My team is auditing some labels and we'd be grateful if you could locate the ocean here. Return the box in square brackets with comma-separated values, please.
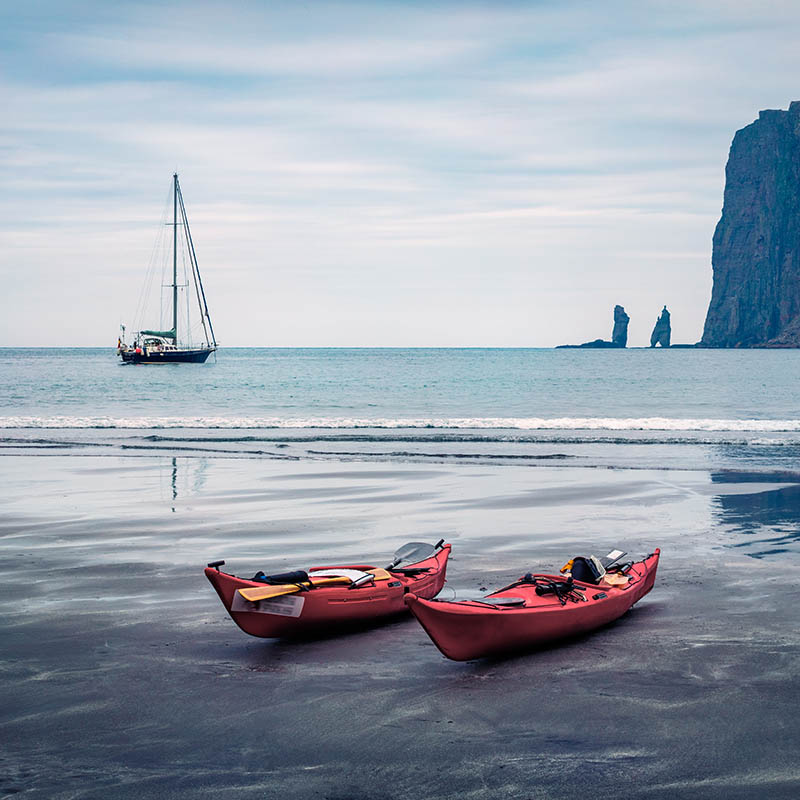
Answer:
[2, 346, 800, 474]
[3, 346, 799, 422]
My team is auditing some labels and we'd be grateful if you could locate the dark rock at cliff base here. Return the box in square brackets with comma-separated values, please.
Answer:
[763, 314, 800, 347]
[612, 305, 630, 347]
[650, 306, 671, 347]
[701, 101, 800, 347]
[557, 305, 629, 348]
[557, 339, 623, 349]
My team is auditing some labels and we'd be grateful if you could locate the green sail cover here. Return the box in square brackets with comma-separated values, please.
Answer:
[140, 328, 176, 340]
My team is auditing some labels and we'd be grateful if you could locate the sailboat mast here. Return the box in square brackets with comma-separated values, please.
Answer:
[172, 172, 178, 342]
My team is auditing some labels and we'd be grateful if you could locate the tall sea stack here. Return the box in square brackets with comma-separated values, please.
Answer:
[701, 101, 800, 347]
[556, 305, 629, 348]
[612, 305, 630, 347]
[650, 306, 671, 347]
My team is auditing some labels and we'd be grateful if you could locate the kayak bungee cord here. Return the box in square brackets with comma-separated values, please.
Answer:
[507, 574, 586, 605]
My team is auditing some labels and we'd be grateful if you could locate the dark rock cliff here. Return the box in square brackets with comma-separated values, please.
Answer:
[701, 102, 800, 347]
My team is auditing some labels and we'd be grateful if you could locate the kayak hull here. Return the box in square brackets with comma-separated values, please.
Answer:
[405, 549, 659, 661]
[206, 544, 451, 638]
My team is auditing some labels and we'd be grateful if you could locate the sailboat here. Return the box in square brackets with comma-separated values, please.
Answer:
[118, 173, 217, 364]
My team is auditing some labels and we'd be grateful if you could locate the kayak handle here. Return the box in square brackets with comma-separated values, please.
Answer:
[207, 560, 225, 570]
[434, 539, 445, 549]
[349, 573, 375, 589]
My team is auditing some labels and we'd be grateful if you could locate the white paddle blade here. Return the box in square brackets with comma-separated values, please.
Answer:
[388, 541, 437, 568]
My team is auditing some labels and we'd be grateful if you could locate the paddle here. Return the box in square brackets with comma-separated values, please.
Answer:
[386, 539, 444, 570]
[238, 574, 352, 603]
[600, 549, 626, 568]
[238, 568, 393, 603]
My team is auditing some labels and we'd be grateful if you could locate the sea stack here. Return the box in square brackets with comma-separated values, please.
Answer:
[556, 305, 629, 348]
[650, 306, 671, 347]
[701, 102, 800, 347]
[612, 305, 629, 347]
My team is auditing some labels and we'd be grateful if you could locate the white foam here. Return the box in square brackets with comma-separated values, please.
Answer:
[2, 415, 800, 432]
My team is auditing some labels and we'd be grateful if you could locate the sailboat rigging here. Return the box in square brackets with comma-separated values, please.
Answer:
[118, 173, 217, 364]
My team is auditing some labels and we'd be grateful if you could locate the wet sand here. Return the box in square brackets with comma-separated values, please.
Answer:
[2, 454, 800, 799]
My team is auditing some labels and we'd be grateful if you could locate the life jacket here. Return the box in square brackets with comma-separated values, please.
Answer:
[570, 556, 603, 584]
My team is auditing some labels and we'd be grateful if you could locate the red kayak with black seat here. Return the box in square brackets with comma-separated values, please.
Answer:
[405, 548, 659, 661]
[206, 540, 451, 638]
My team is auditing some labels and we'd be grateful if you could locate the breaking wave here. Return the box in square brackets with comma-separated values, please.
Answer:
[2, 415, 800, 432]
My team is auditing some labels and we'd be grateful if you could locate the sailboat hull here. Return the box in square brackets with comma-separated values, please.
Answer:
[120, 347, 215, 364]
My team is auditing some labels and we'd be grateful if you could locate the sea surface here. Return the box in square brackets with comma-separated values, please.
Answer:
[3, 346, 800, 422]
[2, 346, 800, 471]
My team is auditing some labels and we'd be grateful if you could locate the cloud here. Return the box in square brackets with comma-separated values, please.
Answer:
[57, 31, 482, 77]
[2, 1, 800, 344]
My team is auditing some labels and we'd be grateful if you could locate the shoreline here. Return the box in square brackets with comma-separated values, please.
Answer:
[5, 426, 800, 479]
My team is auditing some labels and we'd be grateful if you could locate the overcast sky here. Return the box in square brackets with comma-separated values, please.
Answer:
[3, 0, 800, 346]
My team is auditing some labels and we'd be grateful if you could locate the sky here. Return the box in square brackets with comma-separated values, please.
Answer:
[2, 0, 800, 347]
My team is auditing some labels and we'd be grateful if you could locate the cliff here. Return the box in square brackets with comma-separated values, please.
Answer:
[701, 101, 800, 347]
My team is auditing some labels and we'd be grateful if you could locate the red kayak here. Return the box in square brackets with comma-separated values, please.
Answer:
[405, 549, 659, 661]
[206, 541, 451, 638]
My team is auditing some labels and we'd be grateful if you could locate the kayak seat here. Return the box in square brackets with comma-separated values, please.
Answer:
[479, 596, 526, 607]
[441, 596, 526, 607]
[569, 557, 602, 584]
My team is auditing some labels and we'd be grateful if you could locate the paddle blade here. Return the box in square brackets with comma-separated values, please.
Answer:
[388, 541, 437, 569]
[238, 584, 302, 602]
[600, 549, 626, 568]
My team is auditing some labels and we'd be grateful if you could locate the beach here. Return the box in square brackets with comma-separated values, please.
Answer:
[2, 448, 799, 799]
